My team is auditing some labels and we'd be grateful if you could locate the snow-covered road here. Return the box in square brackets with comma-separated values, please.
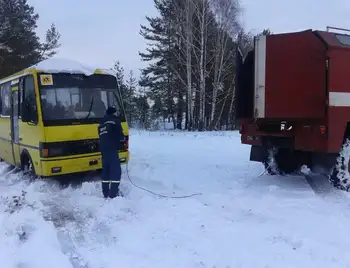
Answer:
[1, 130, 350, 268]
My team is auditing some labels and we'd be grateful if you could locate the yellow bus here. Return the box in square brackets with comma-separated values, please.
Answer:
[0, 58, 129, 177]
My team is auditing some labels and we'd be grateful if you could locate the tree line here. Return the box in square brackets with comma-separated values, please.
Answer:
[129, 0, 270, 131]
[137, 0, 245, 131]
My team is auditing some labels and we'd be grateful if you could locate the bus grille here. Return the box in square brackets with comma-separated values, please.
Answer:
[40, 137, 128, 158]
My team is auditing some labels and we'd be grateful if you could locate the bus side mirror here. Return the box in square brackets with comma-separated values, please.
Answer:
[21, 101, 31, 122]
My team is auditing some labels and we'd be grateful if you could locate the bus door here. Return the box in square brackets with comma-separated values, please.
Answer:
[10, 81, 21, 165]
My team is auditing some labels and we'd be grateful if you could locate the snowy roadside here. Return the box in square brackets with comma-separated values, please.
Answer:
[1, 131, 350, 267]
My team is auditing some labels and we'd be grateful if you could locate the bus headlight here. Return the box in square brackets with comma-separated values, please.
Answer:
[49, 147, 64, 157]
[39, 145, 64, 158]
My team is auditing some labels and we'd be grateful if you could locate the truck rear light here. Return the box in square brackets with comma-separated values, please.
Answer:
[319, 125, 326, 135]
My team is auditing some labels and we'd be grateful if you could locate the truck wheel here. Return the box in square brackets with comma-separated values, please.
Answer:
[263, 146, 280, 175]
[277, 148, 300, 175]
[263, 147, 299, 175]
[330, 138, 350, 191]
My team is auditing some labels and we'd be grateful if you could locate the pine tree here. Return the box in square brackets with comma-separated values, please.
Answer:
[113, 61, 125, 91]
[0, 1, 9, 66]
[112, 61, 141, 125]
[125, 70, 138, 125]
[0, 0, 61, 78]
[0, 0, 41, 78]
[40, 23, 61, 60]
[139, 0, 182, 127]
[134, 92, 150, 129]
[261, 28, 272, 36]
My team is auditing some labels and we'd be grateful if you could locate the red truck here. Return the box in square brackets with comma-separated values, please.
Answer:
[236, 26, 350, 191]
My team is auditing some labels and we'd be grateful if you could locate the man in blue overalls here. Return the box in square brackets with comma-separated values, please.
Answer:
[98, 106, 125, 198]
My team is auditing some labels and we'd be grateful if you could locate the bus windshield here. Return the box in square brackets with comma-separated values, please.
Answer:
[38, 73, 124, 125]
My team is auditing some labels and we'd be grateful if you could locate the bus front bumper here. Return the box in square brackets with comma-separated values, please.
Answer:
[39, 151, 129, 177]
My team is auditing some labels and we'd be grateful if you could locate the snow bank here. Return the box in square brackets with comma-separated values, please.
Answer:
[0, 130, 350, 267]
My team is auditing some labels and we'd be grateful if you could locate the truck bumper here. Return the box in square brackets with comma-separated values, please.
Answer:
[240, 119, 330, 153]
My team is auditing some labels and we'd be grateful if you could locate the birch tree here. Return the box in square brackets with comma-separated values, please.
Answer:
[162, 0, 194, 130]
[208, 0, 240, 129]
[184, 0, 194, 130]
[191, 0, 213, 130]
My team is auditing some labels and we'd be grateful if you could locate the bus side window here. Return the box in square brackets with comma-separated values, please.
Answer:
[22, 76, 38, 123]
[1, 82, 11, 116]
[18, 79, 23, 117]
[0, 84, 2, 115]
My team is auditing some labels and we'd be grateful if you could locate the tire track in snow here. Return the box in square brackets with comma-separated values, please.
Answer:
[44, 203, 134, 268]
[0, 174, 78, 268]
[55, 228, 91, 268]
[41, 193, 94, 268]
[0, 167, 91, 268]
[40, 181, 136, 268]
[304, 173, 335, 197]
[0, 164, 128, 268]
[304, 173, 350, 207]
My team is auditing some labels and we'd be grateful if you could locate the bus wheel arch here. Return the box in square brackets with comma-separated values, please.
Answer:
[20, 150, 36, 177]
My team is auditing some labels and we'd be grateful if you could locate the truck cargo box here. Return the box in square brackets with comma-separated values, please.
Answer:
[236, 30, 328, 119]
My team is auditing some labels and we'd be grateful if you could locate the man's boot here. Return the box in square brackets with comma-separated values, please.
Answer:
[102, 181, 110, 198]
[109, 181, 120, 198]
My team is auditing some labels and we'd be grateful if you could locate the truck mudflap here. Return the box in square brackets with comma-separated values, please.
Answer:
[250, 145, 265, 162]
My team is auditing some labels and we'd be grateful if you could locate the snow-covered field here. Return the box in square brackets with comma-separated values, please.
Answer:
[1, 130, 350, 268]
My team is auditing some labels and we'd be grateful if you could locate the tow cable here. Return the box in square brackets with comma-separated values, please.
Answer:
[124, 163, 202, 199]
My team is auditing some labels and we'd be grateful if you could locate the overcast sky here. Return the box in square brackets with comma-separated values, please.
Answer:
[28, 0, 350, 77]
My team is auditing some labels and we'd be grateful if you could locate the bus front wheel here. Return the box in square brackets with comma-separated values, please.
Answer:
[21, 153, 36, 178]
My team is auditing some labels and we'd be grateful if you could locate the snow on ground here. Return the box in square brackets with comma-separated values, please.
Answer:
[1, 130, 350, 268]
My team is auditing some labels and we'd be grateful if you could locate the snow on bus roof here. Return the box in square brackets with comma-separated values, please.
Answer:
[26, 57, 112, 76]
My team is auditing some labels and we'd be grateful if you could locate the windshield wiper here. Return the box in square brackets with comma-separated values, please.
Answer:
[113, 91, 126, 121]
[84, 96, 95, 120]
